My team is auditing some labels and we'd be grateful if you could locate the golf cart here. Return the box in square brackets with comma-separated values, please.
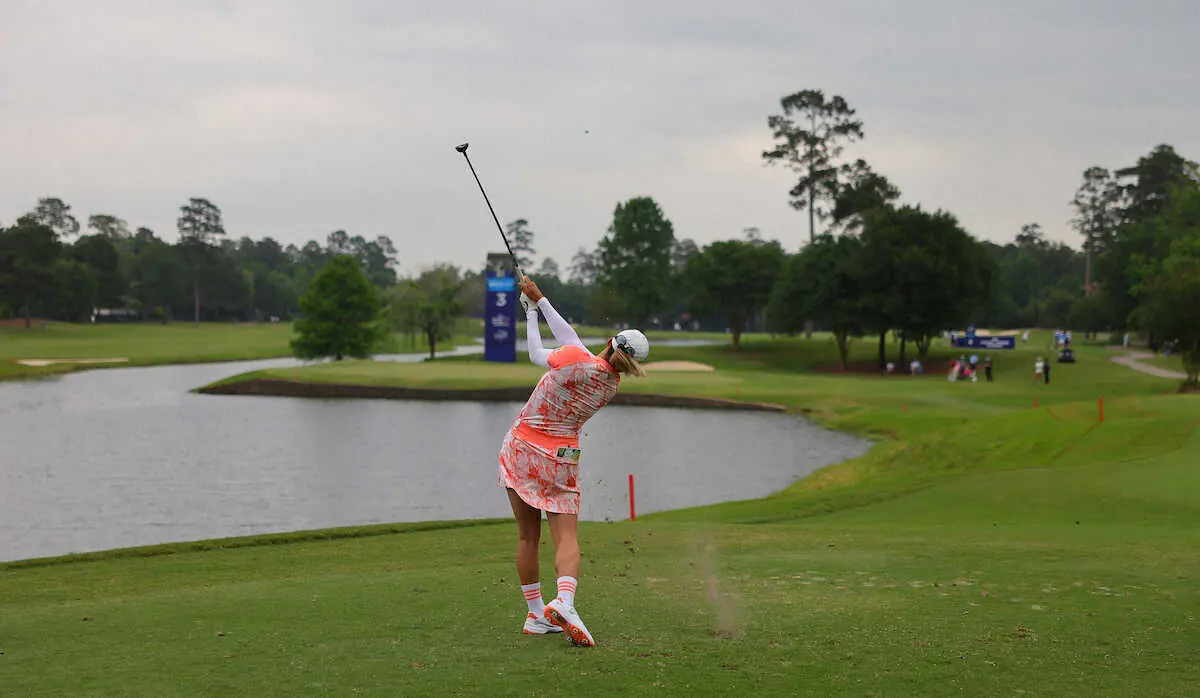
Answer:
[1057, 347, 1076, 363]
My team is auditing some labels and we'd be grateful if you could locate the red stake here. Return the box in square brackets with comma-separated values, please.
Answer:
[1099, 395, 1104, 423]
[1034, 397, 1039, 409]
[629, 473, 636, 521]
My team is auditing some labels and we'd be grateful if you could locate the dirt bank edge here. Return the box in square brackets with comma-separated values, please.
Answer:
[198, 378, 786, 413]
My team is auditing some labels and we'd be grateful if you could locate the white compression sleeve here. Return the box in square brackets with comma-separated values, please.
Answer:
[526, 308, 551, 368]
[536, 297, 588, 352]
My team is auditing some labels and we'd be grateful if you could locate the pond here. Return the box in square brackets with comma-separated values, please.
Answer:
[0, 348, 871, 563]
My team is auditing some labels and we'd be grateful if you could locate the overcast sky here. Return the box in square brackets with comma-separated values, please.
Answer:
[2, 0, 1198, 276]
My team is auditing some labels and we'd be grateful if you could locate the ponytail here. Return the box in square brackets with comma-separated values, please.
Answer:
[607, 343, 646, 377]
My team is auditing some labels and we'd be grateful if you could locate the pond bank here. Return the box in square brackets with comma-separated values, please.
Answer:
[196, 377, 787, 412]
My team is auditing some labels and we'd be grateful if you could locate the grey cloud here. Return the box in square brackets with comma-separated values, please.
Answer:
[2, 0, 1199, 273]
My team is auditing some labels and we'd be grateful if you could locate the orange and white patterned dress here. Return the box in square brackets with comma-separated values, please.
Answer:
[498, 300, 620, 514]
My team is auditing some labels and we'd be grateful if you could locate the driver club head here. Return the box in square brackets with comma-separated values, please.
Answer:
[455, 142, 469, 153]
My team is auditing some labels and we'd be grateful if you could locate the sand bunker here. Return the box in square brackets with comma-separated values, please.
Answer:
[15, 358, 130, 367]
[643, 360, 715, 372]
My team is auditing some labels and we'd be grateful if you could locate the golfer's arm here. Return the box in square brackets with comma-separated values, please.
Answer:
[525, 308, 551, 368]
[536, 297, 586, 351]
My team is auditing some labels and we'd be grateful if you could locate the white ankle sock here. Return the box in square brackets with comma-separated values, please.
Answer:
[557, 576, 577, 606]
[521, 582, 544, 615]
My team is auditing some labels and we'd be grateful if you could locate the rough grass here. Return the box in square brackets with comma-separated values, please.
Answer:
[3, 330, 1198, 696]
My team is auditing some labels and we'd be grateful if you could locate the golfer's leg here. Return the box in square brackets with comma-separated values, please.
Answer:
[546, 512, 581, 579]
[506, 488, 542, 585]
[543, 511, 595, 646]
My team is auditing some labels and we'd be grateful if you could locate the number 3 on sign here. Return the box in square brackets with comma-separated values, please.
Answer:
[495, 292, 507, 307]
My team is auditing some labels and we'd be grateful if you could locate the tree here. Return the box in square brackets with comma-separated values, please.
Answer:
[981, 224, 1084, 329]
[356, 235, 399, 288]
[1096, 145, 1200, 332]
[586, 284, 625, 327]
[1135, 239, 1200, 389]
[828, 159, 901, 231]
[769, 234, 865, 368]
[385, 264, 468, 359]
[48, 259, 98, 321]
[505, 219, 536, 270]
[1129, 177, 1200, 376]
[196, 246, 252, 320]
[251, 237, 289, 271]
[670, 238, 700, 272]
[595, 196, 676, 327]
[291, 255, 386, 361]
[548, 280, 593, 325]
[1015, 222, 1047, 249]
[664, 237, 701, 327]
[0, 216, 63, 327]
[858, 206, 994, 367]
[1070, 166, 1121, 294]
[536, 257, 561, 279]
[762, 90, 865, 242]
[126, 230, 187, 322]
[87, 214, 130, 240]
[30, 197, 80, 239]
[684, 237, 785, 350]
[326, 230, 352, 255]
[1068, 293, 1103, 337]
[1115, 144, 1199, 224]
[177, 197, 226, 325]
[71, 235, 125, 307]
[1013, 223, 1050, 324]
[569, 247, 599, 285]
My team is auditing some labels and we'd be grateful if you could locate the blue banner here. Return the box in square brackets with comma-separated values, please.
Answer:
[484, 260, 517, 363]
[955, 335, 1016, 350]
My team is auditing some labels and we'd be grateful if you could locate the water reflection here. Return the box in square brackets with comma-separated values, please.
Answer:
[0, 345, 869, 562]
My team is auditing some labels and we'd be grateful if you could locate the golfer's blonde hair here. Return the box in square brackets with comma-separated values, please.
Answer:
[607, 341, 646, 377]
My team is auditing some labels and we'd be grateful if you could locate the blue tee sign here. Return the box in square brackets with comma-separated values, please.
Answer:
[954, 335, 1016, 350]
[484, 256, 517, 363]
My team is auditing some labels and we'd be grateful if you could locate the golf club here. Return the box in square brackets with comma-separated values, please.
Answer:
[455, 142, 524, 279]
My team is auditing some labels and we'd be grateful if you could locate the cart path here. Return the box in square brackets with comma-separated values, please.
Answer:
[1109, 351, 1187, 380]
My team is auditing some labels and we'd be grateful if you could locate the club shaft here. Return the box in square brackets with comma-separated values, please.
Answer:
[459, 151, 522, 275]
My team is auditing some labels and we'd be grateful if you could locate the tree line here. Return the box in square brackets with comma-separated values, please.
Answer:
[3, 88, 1196, 385]
[0, 197, 402, 326]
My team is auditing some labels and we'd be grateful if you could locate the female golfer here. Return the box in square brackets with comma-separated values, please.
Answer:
[498, 275, 649, 647]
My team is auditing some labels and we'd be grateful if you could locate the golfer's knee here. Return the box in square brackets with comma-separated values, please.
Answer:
[558, 538, 580, 558]
[518, 526, 541, 545]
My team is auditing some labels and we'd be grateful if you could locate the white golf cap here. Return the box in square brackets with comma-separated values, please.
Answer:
[612, 329, 650, 362]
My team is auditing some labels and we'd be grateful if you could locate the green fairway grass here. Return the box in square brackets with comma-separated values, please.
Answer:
[3, 330, 1197, 695]
[0, 320, 481, 381]
[0, 322, 299, 379]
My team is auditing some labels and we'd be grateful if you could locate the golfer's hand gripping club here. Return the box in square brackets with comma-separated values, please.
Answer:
[519, 293, 535, 315]
[518, 275, 543, 304]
